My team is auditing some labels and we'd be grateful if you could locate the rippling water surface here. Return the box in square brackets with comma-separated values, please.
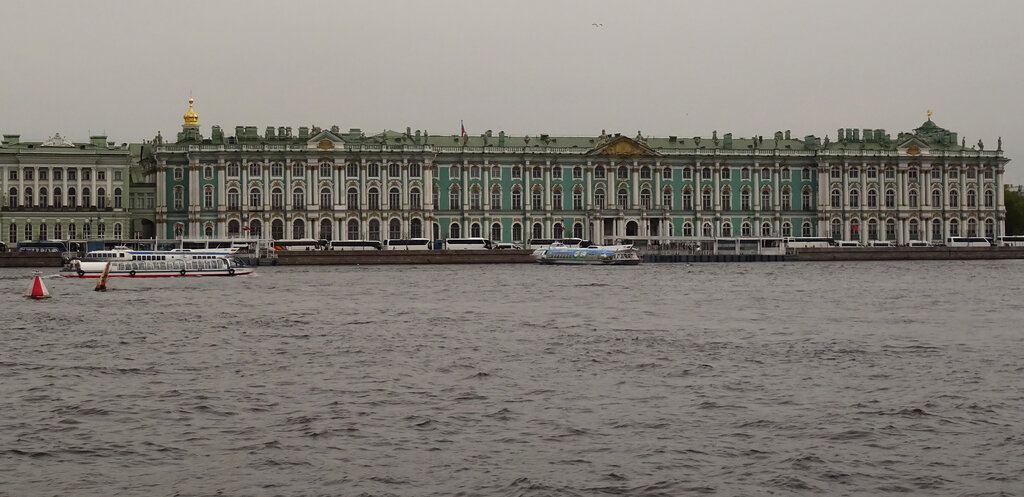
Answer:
[2, 260, 1024, 496]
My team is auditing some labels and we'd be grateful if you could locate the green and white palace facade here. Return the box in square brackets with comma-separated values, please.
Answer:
[1, 100, 1011, 246]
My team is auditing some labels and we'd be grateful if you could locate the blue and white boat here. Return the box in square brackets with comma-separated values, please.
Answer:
[537, 243, 640, 265]
[62, 247, 254, 278]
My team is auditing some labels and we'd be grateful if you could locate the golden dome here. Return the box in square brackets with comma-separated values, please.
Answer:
[183, 98, 198, 126]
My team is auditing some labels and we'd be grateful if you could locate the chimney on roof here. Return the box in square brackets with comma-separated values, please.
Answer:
[2, 134, 18, 145]
[90, 135, 107, 147]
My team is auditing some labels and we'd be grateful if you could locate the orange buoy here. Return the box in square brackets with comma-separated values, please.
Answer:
[26, 274, 52, 299]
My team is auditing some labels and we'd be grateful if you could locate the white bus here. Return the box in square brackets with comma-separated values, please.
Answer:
[272, 239, 327, 251]
[527, 238, 589, 250]
[329, 240, 382, 251]
[867, 240, 896, 247]
[835, 240, 862, 248]
[996, 236, 1024, 247]
[782, 237, 837, 249]
[383, 238, 432, 250]
[444, 238, 493, 250]
[945, 237, 992, 247]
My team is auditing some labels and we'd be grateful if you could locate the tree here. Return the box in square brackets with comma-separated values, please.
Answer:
[1005, 189, 1024, 235]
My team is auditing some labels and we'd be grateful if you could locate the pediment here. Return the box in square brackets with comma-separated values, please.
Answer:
[588, 136, 660, 157]
[896, 136, 930, 156]
[306, 130, 346, 150]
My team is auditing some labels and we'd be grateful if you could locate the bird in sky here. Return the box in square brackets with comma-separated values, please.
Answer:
[592, 23, 603, 27]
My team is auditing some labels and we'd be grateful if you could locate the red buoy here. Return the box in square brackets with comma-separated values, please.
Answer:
[26, 274, 52, 299]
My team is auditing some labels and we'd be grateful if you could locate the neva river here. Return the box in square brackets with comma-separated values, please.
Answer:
[2, 261, 1023, 496]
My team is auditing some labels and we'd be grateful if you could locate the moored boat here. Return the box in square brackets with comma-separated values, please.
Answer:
[62, 247, 253, 278]
[537, 243, 640, 265]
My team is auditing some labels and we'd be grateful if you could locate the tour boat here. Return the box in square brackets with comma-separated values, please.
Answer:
[62, 247, 254, 278]
[537, 243, 641, 265]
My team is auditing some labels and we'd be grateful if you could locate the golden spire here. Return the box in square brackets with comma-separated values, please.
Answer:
[927, 109, 932, 120]
[183, 97, 198, 126]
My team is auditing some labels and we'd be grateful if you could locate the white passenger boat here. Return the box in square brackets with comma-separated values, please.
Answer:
[62, 247, 254, 278]
[537, 243, 641, 265]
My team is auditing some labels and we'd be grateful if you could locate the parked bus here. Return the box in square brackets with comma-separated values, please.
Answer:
[945, 237, 992, 247]
[996, 236, 1024, 247]
[782, 237, 837, 249]
[445, 238, 493, 250]
[383, 238, 432, 250]
[272, 239, 328, 251]
[329, 240, 382, 251]
[527, 238, 589, 250]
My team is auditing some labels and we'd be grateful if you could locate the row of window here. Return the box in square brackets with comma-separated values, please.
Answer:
[830, 188, 995, 209]
[181, 162, 427, 181]
[8, 222, 123, 242]
[6, 168, 121, 182]
[830, 166, 995, 181]
[6, 187, 123, 209]
[829, 217, 996, 240]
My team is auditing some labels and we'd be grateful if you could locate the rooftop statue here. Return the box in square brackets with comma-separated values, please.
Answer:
[41, 133, 75, 147]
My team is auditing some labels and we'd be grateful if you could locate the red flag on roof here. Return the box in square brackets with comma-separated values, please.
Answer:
[461, 120, 466, 136]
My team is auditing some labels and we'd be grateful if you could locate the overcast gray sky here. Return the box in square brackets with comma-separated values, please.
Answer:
[3, 0, 1022, 181]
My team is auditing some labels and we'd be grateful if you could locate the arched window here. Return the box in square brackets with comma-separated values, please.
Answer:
[470, 187, 481, 210]
[868, 219, 879, 240]
[204, 185, 214, 209]
[531, 186, 542, 210]
[410, 163, 421, 178]
[949, 218, 960, 237]
[271, 219, 285, 240]
[741, 222, 751, 237]
[780, 188, 791, 210]
[801, 188, 812, 210]
[720, 187, 731, 211]
[682, 188, 693, 210]
[932, 189, 942, 207]
[348, 187, 359, 207]
[321, 219, 333, 240]
[25, 222, 33, 240]
[702, 167, 712, 180]
[470, 165, 480, 178]
[368, 187, 380, 210]
[553, 222, 564, 239]
[491, 186, 502, 209]
[831, 189, 841, 208]
[949, 189, 960, 208]
[782, 222, 792, 237]
[618, 188, 628, 207]
[663, 186, 673, 209]
[53, 187, 63, 207]
[54, 223, 62, 240]
[321, 187, 332, 208]
[389, 218, 402, 239]
[572, 166, 583, 179]
[850, 219, 860, 240]
[25, 187, 34, 207]
[931, 218, 943, 241]
[114, 187, 123, 209]
[967, 189, 976, 208]
[761, 186, 771, 209]
[227, 162, 239, 177]
[683, 222, 694, 237]
[511, 187, 522, 210]
[625, 220, 639, 237]
[39, 187, 48, 207]
[532, 222, 543, 240]
[909, 219, 919, 240]
[8, 187, 19, 208]
[346, 163, 359, 178]
[449, 222, 462, 238]
[740, 189, 750, 210]
[511, 165, 521, 178]
[985, 189, 994, 208]
[572, 187, 583, 210]
[802, 222, 812, 237]
[368, 163, 380, 178]
[702, 222, 713, 237]
[594, 188, 605, 210]
[491, 222, 502, 241]
[249, 219, 262, 237]
[552, 186, 563, 209]
[663, 167, 672, 180]
[389, 163, 401, 178]
[512, 222, 523, 242]
[410, 218, 423, 238]
[368, 219, 381, 240]
[271, 187, 283, 209]
[171, 187, 181, 209]
[763, 222, 774, 237]
[69, 187, 78, 207]
[885, 218, 896, 239]
[39, 222, 48, 240]
[204, 224, 214, 237]
[471, 222, 481, 238]
[617, 166, 629, 178]
[249, 162, 261, 177]
[573, 222, 584, 239]
[885, 189, 896, 208]
[228, 219, 240, 236]
[909, 189, 918, 208]
[967, 218, 978, 237]
[640, 188, 651, 209]
[640, 166, 651, 179]
[721, 222, 732, 237]
[594, 165, 605, 178]
[492, 165, 501, 178]
[271, 162, 283, 177]
[831, 218, 842, 239]
[985, 218, 995, 238]
[532, 166, 541, 178]
[228, 188, 240, 209]
[347, 219, 360, 240]
[410, 187, 421, 209]
[867, 189, 878, 208]
[389, 187, 401, 210]
[291, 162, 304, 177]
[702, 188, 712, 210]
[449, 187, 461, 210]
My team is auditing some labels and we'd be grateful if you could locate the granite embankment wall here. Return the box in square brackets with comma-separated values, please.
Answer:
[276, 249, 535, 265]
[0, 253, 63, 267]
[795, 247, 1024, 261]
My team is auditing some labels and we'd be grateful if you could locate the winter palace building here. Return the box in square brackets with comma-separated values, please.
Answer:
[1, 100, 1010, 246]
